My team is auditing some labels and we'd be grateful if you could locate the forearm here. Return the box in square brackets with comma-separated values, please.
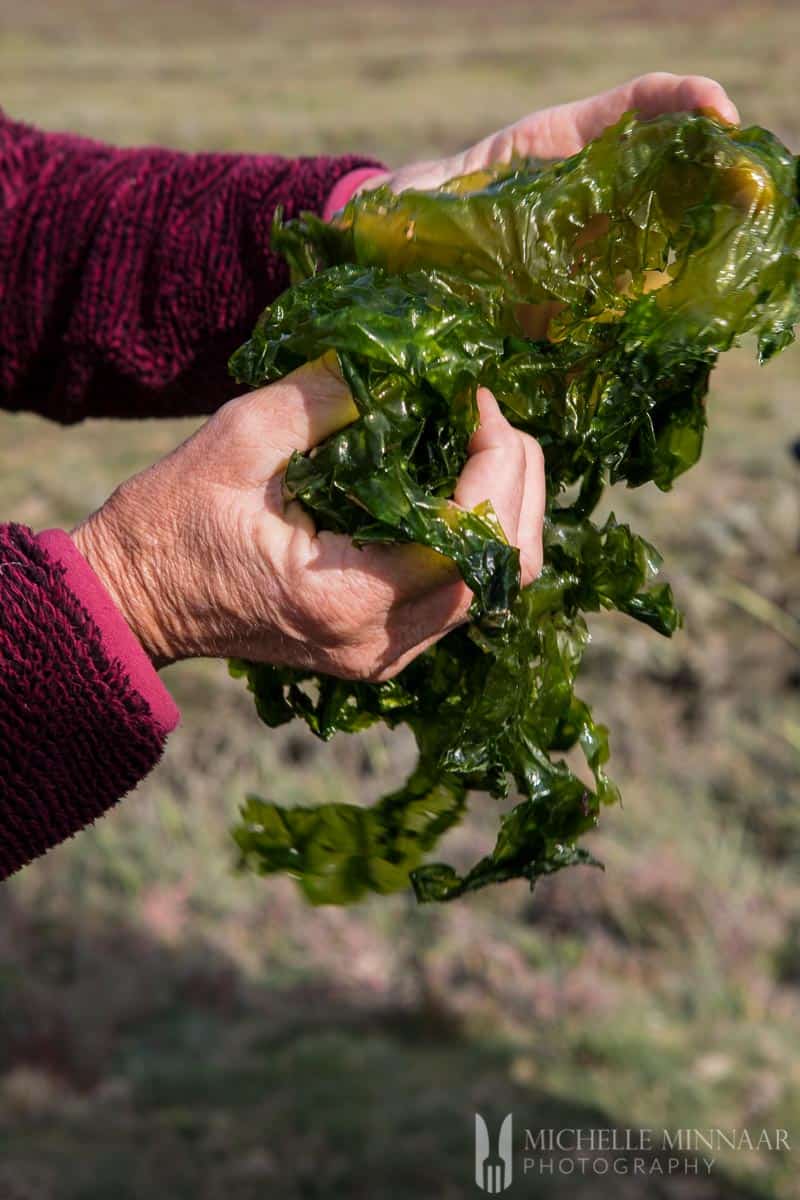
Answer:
[0, 110, 383, 423]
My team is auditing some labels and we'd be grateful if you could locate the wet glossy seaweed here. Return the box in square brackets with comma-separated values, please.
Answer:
[228, 112, 800, 903]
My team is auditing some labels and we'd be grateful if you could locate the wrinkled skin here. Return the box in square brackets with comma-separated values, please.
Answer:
[72, 73, 750, 906]
[73, 365, 543, 681]
[74, 74, 736, 688]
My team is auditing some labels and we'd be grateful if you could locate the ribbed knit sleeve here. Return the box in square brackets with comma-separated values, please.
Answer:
[0, 110, 384, 423]
[0, 117, 387, 874]
[0, 523, 179, 878]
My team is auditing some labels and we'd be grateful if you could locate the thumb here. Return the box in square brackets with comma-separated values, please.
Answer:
[242, 352, 359, 468]
[453, 388, 525, 544]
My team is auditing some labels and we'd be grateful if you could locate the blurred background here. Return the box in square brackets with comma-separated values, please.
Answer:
[1, 1, 799, 1196]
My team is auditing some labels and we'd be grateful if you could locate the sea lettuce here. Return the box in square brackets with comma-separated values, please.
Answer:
[228, 111, 800, 903]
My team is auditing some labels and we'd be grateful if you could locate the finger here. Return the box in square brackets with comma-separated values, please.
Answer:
[572, 73, 739, 146]
[242, 352, 359, 466]
[638, 72, 738, 126]
[279, 389, 529, 659]
[299, 388, 525, 611]
[453, 388, 526, 545]
[499, 74, 739, 163]
[631, 72, 739, 126]
[372, 432, 546, 677]
[517, 434, 546, 586]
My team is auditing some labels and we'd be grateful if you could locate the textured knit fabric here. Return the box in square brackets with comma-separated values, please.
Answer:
[0, 109, 383, 423]
[0, 112, 386, 876]
[36, 528, 180, 736]
[323, 166, 386, 222]
[0, 524, 172, 878]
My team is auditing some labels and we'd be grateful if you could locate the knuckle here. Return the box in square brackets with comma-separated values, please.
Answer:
[284, 522, 313, 575]
[522, 432, 545, 474]
[509, 426, 527, 469]
[328, 632, 403, 683]
[307, 605, 359, 646]
[326, 608, 362, 642]
[215, 391, 250, 429]
[360, 644, 406, 683]
[366, 660, 402, 684]
[229, 397, 267, 446]
[327, 644, 380, 681]
[521, 535, 544, 587]
[263, 408, 305, 456]
[636, 70, 673, 86]
[303, 583, 369, 646]
[207, 393, 261, 454]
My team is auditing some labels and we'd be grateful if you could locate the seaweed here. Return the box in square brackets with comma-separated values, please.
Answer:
[228, 111, 800, 903]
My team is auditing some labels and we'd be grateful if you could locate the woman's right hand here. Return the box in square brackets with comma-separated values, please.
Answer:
[72, 360, 545, 682]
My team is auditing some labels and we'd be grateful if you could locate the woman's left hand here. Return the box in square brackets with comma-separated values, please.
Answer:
[361, 72, 740, 195]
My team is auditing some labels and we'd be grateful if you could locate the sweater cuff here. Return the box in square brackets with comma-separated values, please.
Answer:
[36, 529, 180, 736]
[323, 167, 388, 222]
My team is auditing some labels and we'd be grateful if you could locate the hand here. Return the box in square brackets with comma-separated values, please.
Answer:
[363, 73, 740, 195]
[72, 363, 544, 681]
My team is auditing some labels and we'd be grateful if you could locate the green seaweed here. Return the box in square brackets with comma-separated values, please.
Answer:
[228, 111, 800, 903]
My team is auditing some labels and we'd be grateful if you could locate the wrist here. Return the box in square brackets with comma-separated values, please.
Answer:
[72, 507, 175, 670]
[34, 525, 181, 735]
[323, 167, 391, 222]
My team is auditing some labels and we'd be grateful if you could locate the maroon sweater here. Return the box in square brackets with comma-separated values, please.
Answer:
[0, 109, 383, 877]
